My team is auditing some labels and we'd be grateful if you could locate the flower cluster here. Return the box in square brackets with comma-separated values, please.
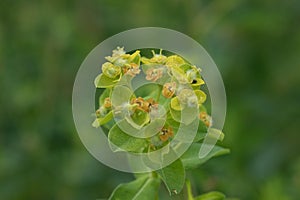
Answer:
[101, 47, 141, 81]
[93, 47, 212, 150]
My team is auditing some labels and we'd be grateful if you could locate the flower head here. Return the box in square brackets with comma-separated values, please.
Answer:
[145, 68, 164, 82]
[130, 97, 158, 113]
[102, 62, 121, 79]
[162, 82, 176, 98]
[165, 55, 185, 68]
[159, 126, 174, 142]
[105, 47, 127, 63]
[150, 49, 167, 64]
[124, 63, 141, 77]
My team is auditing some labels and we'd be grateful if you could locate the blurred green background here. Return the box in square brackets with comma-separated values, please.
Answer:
[1, 0, 300, 199]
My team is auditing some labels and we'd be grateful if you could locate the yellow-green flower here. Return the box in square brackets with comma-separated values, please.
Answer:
[102, 62, 121, 79]
[165, 55, 185, 68]
[105, 46, 127, 62]
[141, 49, 167, 64]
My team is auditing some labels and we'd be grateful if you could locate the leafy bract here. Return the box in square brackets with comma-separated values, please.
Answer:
[108, 123, 147, 153]
[181, 143, 230, 169]
[109, 175, 160, 200]
[94, 74, 119, 88]
[156, 158, 185, 195]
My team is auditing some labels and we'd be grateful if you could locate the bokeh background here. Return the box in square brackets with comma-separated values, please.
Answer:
[1, 0, 300, 199]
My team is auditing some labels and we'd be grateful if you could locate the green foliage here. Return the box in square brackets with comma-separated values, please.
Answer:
[108, 123, 148, 153]
[181, 143, 230, 169]
[93, 48, 230, 199]
[109, 175, 161, 200]
[156, 158, 185, 195]
[2, 1, 300, 199]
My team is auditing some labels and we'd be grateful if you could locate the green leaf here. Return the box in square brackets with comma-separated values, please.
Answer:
[166, 113, 206, 142]
[134, 83, 160, 100]
[181, 143, 230, 169]
[195, 191, 226, 200]
[108, 123, 148, 153]
[111, 85, 133, 106]
[94, 73, 119, 88]
[156, 158, 185, 196]
[109, 175, 161, 200]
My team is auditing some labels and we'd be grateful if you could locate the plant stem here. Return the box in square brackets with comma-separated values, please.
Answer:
[186, 179, 194, 200]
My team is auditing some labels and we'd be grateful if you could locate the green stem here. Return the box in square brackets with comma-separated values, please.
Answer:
[186, 179, 194, 200]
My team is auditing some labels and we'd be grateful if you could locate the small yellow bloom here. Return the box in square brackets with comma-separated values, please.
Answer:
[150, 50, 167, 64]
[102, 62, 121, 79]
[165, 55, 185, 68]
[162, 82, 176, 98]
